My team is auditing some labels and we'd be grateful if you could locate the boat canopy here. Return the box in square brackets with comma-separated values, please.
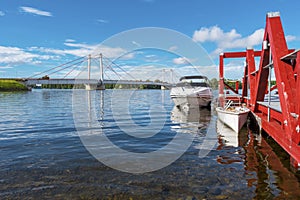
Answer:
[179, 75, 208, 81]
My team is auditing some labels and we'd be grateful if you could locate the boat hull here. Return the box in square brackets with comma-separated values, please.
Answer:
[170, 87, 212, 107]
[217, 119, 239, 147]
[216, 107, 249, 133]
[171, 96, 212, 108]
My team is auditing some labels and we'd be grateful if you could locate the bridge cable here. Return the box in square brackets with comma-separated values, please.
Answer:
[27, 56, 86, 79]
[47, 60, 86, 77]
[102, 56, 137, 80]
[62, 60, 86, 79]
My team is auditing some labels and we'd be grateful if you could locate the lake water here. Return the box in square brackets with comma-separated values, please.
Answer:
[0, 89, 300, 199]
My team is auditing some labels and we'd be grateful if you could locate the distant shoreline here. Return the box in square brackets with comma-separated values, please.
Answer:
[0, 80, 30, 91]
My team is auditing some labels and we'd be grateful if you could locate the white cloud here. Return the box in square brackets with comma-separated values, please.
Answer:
[65, 39, 76, 43]
[173, 57, 191, 65]
[168, 45, 178, 51]
[20, 6, 52, 17]
[145, 55, 156, 58]
[220, 60, 245, 79]
[193, 25, 298, 58]
[193, 25, 266, 58]
[286, 35, 297, 42]
[174, 64, 217, 79]
[31, 42, 135, 59]
[0, 41, 136, 77]
[0, 45, 59, 68]
[0, 11, 5, 16]
[193, 25, 264, 50]
[210, 48, 223, 58]
[63, 42, 92, 49]
[97, 19, 109, 24]
[0, 66, 13, 69]
[0, 46, 39, 64]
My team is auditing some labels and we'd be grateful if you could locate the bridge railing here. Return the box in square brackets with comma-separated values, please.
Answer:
[23, 78, 173, 87]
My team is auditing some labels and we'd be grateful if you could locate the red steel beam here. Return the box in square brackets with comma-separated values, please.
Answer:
[252, 47, 270, 106]
[241, 65, 248, 99]
[266, 14, 298, 144]
[296, 53, 300, 138]
[224, 82, 238, 94]
[256, 112, 300, 168]
[246, 49, 257, 109]
[219, 13, 300, 168]
[257, 104, 283, 123]
[223, 51, 261, 58]
[235, 81, 239, 92]
[219, 54, 225, 107]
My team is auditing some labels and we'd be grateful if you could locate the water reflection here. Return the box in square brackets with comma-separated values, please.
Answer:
[74, 89, 197, 173]
[215, 119, 300, 199]
[243, 130, 300, 199]
[170, 105, 211, 135]
[217, 119, 240, 147]
[1, 90, 300, 199]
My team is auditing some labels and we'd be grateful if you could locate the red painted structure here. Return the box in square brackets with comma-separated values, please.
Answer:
[219, 12, 300, 169]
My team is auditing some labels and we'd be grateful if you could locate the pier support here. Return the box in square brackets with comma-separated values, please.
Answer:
[219, 12, 300, 170]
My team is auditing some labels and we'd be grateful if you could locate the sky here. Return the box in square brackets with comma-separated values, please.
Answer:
[0, 0, 300, 81]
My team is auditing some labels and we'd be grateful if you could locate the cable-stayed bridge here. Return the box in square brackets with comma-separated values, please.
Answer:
[18, 54, 179, 90]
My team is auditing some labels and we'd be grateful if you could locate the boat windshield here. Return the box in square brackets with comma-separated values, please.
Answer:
[181, 78, 206, 83]
[176, 82, 210, 87]
[177, 76, 210, 87]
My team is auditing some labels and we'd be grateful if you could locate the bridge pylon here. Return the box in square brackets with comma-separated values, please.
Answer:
[85, 54, 105, 90]
[98, 53, 105, 90]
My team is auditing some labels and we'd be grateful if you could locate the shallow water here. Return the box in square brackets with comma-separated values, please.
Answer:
[0, 89, 300, 199]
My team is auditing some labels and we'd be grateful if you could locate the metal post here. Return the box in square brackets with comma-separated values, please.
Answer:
[99, 53, 104, 83]
[268, 48, 272, 122]
[235, 81, 239, 93]
[88, 54, 91, 80]
[219, 53, 225, 107]
[247, 75, 250, 102]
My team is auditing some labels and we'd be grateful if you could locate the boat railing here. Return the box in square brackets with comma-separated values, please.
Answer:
[224, 100, 233, 110]
[224, 100, 242, 109]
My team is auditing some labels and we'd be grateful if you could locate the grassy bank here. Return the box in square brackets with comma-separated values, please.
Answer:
[0, 80, 29, 91]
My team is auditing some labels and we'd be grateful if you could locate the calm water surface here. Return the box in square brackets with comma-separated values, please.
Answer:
[0, 89, 300, 199]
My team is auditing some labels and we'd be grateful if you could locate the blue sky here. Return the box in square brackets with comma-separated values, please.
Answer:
[0, 0, 299, 80]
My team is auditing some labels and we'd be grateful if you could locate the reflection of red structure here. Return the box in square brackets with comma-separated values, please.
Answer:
[245, 130, 300, 198]
[219, 12, 300, 168]
[216, 127, 300, 198]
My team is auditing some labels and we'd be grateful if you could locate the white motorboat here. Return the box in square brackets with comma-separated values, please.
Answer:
[216, 102, 250, 133]
[170, 76, 213, 108]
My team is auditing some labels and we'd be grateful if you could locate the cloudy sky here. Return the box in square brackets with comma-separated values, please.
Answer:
[0, 0, 299, 80]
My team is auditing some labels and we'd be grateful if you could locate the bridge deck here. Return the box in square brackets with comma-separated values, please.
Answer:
[23, 79, 172, 87]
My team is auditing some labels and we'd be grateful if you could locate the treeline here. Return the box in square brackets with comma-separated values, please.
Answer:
[41, 84, 77, 89]
[34, 78, 237, 90]
[209, 78, 218, 90]
[106, 84, 161, 89]
[35, 84, 161, 90]
[223, 79, 276, 89]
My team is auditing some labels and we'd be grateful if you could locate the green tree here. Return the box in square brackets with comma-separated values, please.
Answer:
[210, 78, 218, 89]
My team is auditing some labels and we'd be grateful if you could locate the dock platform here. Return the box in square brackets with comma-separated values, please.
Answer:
[219, 12, 300, 169]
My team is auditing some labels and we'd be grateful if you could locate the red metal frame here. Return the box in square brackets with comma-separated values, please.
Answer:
[219, 13, 300, 169]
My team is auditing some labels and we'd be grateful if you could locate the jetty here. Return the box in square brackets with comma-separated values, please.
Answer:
[219, 12, 300, 169]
